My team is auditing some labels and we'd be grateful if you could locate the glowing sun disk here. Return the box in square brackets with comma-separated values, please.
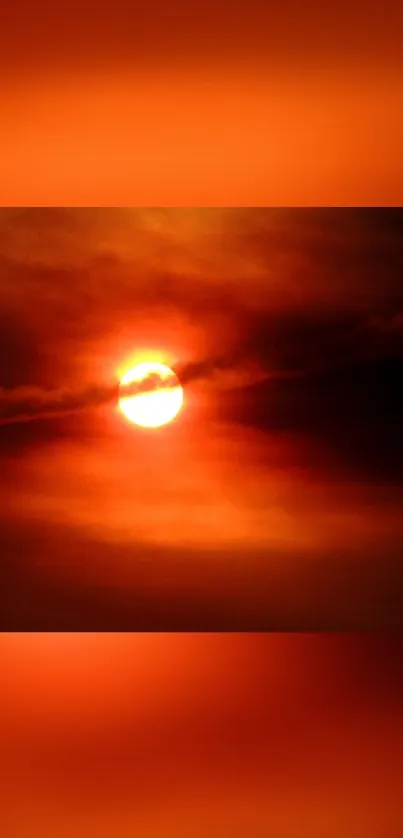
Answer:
[118, 361, 183, 428]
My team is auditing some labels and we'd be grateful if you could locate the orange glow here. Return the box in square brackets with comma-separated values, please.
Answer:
[118, 361, 184, 428]
[0, 635, 402, 837]
[2, 68, 403, 206]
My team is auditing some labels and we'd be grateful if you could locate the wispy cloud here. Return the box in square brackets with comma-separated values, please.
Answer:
[0, 354, 264, 426]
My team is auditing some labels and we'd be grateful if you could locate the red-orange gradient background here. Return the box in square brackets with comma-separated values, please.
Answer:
[1, 634, 402, 836]
[1, 0, 403, 205]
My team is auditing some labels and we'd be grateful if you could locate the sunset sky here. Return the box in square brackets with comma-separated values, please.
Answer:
[1, 1, 403, 204]
[1, 7, 402, 836]
[1, 208, 402, 629]
[1, 633, 402, 836]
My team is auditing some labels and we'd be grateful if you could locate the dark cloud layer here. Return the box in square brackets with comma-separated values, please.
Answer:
[1, 515, 402, 630]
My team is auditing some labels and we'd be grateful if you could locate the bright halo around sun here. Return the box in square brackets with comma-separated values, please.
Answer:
[118, 361, 183, 428]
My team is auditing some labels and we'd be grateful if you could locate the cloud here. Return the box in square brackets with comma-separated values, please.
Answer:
[0, 374, 185, 426]
[0, 383, 115, 426]
[0, 351, 271, 426]
[1, 209, 403, 428]
[1, 305, 403, 427]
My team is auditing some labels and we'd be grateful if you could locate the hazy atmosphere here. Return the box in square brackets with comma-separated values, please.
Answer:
[1, 208, 403, 628]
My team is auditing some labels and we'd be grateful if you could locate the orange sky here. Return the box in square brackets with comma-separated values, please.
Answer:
[1, 2, 403, 204]
[1, 634, 402, 836]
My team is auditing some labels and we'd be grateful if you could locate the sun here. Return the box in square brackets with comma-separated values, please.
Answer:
[118, 361, 183, 428]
